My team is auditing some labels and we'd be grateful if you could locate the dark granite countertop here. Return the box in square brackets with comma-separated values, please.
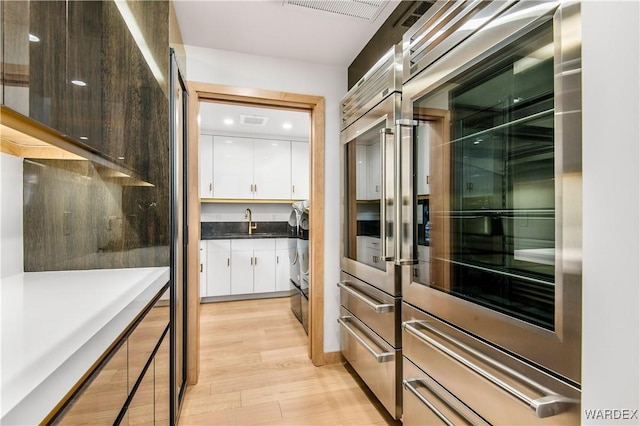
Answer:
[201, 221, 288, 240]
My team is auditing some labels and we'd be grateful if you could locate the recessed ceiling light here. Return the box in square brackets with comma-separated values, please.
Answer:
[28, 34, 40, 42]
[282, 122, 292, 130]
[71, 80, 87, 87]
[223, 118, 234, 125]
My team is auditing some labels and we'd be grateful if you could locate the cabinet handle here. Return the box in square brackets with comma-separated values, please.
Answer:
[254, 256, 257, 265]
[254, 184, 258, 193]
[227, 258, 230, 266]
[292, 185, 295, 194]
[209, 182, 212, 191]
[337, 316, 394, 363]
[337, 281, 393, 313]
[426, 175, 430, 185]
[250, 257, 253, 265]
[276, 255, 280, 263]
[200, 264, 203, 273]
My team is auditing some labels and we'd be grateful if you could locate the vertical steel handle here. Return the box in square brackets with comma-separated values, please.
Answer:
[276, 255, 280, 264]
[292, 185, 295, 194]
[254, 184, 257, 193]
[209, 182, 212, 191]
[395, 119, 418, 265]
[200, 264, 203, 273]
[380, 127, 394, 261]
[227, 258, 230, 267]
[250, 257, 253, 265]
[254, 256, 257, 265]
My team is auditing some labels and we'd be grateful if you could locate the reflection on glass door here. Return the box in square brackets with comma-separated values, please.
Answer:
[344, 120, 386, 272]
[413, 22, 556, 330]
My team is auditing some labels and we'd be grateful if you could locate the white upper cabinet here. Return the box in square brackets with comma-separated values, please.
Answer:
[367, 142, 381, 200]
[355, 141, 381, 200]
[291, 141, 309, 200]
[253, 139, 291, 199]
[208, 135, 294, 200]
[213, 136, 254, 199]
[199, 135, 214, 198]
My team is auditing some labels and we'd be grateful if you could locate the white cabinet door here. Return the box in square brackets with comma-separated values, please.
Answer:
[291, 141, 309, 200]
[206, 240, 231, 297]
[253, 249, 276, 293]
[367, 142, 381, 200]
[416, 125, 430, 196]
[275, 247, 290, 292]
[199, 241, 207, 298]
[230, 250, 254, 295]
[356, 145, 368, 200]
[199, 135, 214, 198]
[213, 136, 253, 199]
[253, 139, 291, 199]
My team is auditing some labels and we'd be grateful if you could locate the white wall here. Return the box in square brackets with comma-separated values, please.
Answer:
[0, 153, 24, 278]
[185, 45, 346, 352]
[582, 2, 640, 422]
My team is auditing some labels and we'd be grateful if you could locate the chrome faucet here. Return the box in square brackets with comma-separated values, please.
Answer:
[244, 208, 258, 235]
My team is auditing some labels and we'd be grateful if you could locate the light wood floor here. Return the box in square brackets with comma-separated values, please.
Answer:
[178, 297, 400, 426]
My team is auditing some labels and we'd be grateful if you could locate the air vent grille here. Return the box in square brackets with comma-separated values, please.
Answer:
[240, 115, 269, 126]
[283, 0, 387, 21]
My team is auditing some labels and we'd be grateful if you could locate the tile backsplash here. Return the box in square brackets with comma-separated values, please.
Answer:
[200, 202, 292, 222]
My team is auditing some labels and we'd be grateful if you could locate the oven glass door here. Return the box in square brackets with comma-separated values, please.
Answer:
[414, 21, 556, 330]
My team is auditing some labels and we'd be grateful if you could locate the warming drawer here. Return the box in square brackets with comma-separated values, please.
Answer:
[339, 307, 401, 419]
[402, 303, 581, 425]
[338, 272, 401, 347]
[403, 357, 490, 425]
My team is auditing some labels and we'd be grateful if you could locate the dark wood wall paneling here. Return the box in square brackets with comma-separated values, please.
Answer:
[1, 0, 171, 272]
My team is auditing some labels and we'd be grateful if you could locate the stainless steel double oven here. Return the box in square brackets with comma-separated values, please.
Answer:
[341, 0, 583, 424]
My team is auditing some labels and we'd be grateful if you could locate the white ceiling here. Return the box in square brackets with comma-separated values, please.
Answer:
[199, 102, 311, 139]
[172, 0, 401, 67]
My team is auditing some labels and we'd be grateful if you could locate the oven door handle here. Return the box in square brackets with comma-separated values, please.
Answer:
[338, 317, 394, 363]
[403, 377, 491, 426]
[337, 281, 394, 314]
[402, 321, 578, 418]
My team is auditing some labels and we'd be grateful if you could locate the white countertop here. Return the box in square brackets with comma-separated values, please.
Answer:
[0, 267, 170, 425]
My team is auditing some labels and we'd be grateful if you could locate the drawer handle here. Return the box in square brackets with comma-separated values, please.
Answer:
[338, 317, 394, 363]
[337, 281, 393, 314]
[402, 321, 578, 418]
[403, 378, 490, 426]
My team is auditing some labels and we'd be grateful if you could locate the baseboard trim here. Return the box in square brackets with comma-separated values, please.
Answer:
[323, 351, 344, 364]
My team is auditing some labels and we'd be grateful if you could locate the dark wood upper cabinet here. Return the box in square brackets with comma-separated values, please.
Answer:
[1, 0, 169, 183]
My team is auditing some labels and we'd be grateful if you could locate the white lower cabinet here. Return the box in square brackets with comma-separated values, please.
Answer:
[231, 239, 276, 294]
[206, 240, 231, 297]
[201, 238, 290, 298]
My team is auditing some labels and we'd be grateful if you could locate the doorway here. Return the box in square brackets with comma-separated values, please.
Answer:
[185, 82, 326, 384]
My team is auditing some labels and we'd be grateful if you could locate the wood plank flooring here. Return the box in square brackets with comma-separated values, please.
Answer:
[178, 297, 400, 426]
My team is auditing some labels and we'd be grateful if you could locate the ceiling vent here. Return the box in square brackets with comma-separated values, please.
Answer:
[283, 0, 388, 21]
[240, 115, 269, 126]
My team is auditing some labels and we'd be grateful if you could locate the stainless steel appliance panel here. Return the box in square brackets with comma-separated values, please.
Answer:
[400, 0, 582, 384]
[341, 93, 401, 296]
[403, 357, 491, 426]
[402, 303, 580, 425]
[338, 271, 401, 347]
[339, 307, 401, 419]
[341, 44, 402, 131]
